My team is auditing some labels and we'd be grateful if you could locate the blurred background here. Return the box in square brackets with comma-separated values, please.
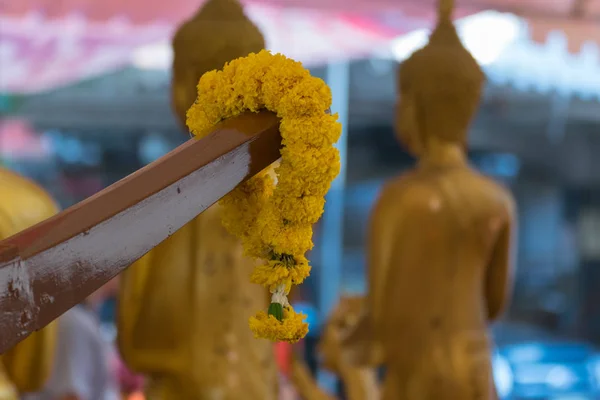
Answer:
[2, 0, 600, 399]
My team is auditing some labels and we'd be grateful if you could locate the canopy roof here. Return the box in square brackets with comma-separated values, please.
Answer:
[1, 0, 598, 94]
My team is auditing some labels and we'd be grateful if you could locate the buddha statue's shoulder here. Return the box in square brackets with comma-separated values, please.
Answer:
[0, 168, 57, 209]
[380, 168, 514, 220]
[456, 168, 515, 215]
[378, 171, 442, 211]
[0, 168, 59, 238]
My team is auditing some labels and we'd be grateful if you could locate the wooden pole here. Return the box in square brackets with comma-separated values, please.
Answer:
[0, 111, 281, 353]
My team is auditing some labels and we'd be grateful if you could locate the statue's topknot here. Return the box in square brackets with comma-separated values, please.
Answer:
[428, 0, 463, 49]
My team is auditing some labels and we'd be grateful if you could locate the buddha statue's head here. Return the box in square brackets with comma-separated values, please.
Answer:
[395, 0, 484, 157]
[171, 0, 265, 128]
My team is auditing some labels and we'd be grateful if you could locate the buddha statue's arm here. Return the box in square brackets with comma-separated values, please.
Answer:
[367, 187, 397, 329]
[290, 357, 380, 400]
[117, 252, 152, 370]
[485, 197, 516, 322]
[2, 323, 57, 392]
[341, 186, 396, 367]
[340, 367, 380, 400]
[290, 358, 335, 400]
[118, 244, 190, 374]
[117, 250, 183, 373]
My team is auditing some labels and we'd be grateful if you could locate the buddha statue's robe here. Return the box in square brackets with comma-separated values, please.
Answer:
[0, 168, 59, 397]
[118, 204, 278, 399]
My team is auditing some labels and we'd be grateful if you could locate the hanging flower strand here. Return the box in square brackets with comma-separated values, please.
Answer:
[186, 50, 341, 343]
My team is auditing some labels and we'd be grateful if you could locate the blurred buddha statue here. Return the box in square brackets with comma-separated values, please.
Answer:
[0, 168, 59, 398]
[117, 0, 278, 399]
[342, 1, 516, 399]
[291, 296, 380, 400]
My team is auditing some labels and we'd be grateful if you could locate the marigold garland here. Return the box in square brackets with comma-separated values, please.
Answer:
[186, 50, 341, 343]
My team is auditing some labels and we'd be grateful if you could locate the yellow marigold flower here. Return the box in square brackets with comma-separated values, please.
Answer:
[250, 258, 311, 291]
[281, 114, 342, 148]
[281, 145, 339, 173]
[261, 57, 309, 111]
[277, 78, 332, 119]
[272, 193, 325, 225]
[185, 107, 213, 138]
[275, 158, 340, 198]
[220, 172, 274, 239]
[249, 306, 309, 344]
[257, 216, 314, 256]
[186, 50, 339, 342]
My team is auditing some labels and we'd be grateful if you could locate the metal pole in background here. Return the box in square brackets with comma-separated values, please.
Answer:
[317, 60, 350, 392]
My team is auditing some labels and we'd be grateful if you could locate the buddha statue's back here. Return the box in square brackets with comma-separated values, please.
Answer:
[375, 165, 513, 399]
[382, 166, 513, 334]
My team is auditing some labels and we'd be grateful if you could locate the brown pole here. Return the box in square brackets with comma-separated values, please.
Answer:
[0, 111, 281, 353]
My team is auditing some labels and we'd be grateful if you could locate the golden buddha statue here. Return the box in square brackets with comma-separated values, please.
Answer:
[342, 1, 516, 399]
[117, 1, 277, 399]
[0, 168, 59, 398]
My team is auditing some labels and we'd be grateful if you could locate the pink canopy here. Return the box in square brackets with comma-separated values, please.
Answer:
[1, 0, 598, 94]
[4, 0, 598, 22]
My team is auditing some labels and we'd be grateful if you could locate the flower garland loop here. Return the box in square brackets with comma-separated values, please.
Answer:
[186, 50, 341, 343]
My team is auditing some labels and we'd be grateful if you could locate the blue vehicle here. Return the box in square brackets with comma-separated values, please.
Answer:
[492, 323, 600, 400]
